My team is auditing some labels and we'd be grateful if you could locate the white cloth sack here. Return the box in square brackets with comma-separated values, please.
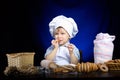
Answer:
[93, 33, 115, 64]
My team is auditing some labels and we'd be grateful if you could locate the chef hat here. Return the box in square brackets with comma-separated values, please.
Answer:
[49, 15, 78, 38]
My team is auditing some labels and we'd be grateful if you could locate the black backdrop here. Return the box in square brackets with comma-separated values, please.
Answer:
[0, 0, 120, 75]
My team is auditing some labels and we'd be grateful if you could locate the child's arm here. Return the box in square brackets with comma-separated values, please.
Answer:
[45, 39, 59, 60]
[67, 44, 79, 64]
[70, 52, 79, 64]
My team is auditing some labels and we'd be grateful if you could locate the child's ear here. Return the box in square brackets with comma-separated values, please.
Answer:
[68, 36, 71, 40]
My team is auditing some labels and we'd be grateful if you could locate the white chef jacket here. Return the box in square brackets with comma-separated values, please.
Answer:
[44, 41, 80, 66]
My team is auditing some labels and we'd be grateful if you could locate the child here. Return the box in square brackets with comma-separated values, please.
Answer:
[40, 15, 80, 69]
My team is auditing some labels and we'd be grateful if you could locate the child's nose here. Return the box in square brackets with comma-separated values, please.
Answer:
[56, 36, 62, 40]
[58, 34, 63, 38]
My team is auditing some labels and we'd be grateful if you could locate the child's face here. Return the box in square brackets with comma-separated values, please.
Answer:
[54, 27, 70, 46]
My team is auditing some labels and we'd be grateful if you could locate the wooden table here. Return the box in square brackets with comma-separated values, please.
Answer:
[2, 70, 120, 80]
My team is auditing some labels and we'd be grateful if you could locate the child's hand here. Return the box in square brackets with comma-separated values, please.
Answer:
[67, 44, 74, 53]
[51, 39, 59, 48]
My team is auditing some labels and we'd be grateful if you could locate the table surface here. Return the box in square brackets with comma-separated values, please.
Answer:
[2, 69, 120, 80]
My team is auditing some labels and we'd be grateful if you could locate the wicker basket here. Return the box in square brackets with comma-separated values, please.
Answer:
[6, 52, 35, 68]
[106, 63, 120, 70]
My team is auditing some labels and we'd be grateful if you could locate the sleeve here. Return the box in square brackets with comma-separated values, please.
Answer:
[73, 45, 80, 61]
[44, 45, 54, 58]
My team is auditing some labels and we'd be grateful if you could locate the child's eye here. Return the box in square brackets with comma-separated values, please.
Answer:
[55, 33, 58, 35]
[61, 33, 65, 35]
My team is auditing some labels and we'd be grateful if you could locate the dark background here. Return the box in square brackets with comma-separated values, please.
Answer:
[0, 0, 120, 75]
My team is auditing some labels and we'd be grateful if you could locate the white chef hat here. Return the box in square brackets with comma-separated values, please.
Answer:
[49, 15, 78, 38]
